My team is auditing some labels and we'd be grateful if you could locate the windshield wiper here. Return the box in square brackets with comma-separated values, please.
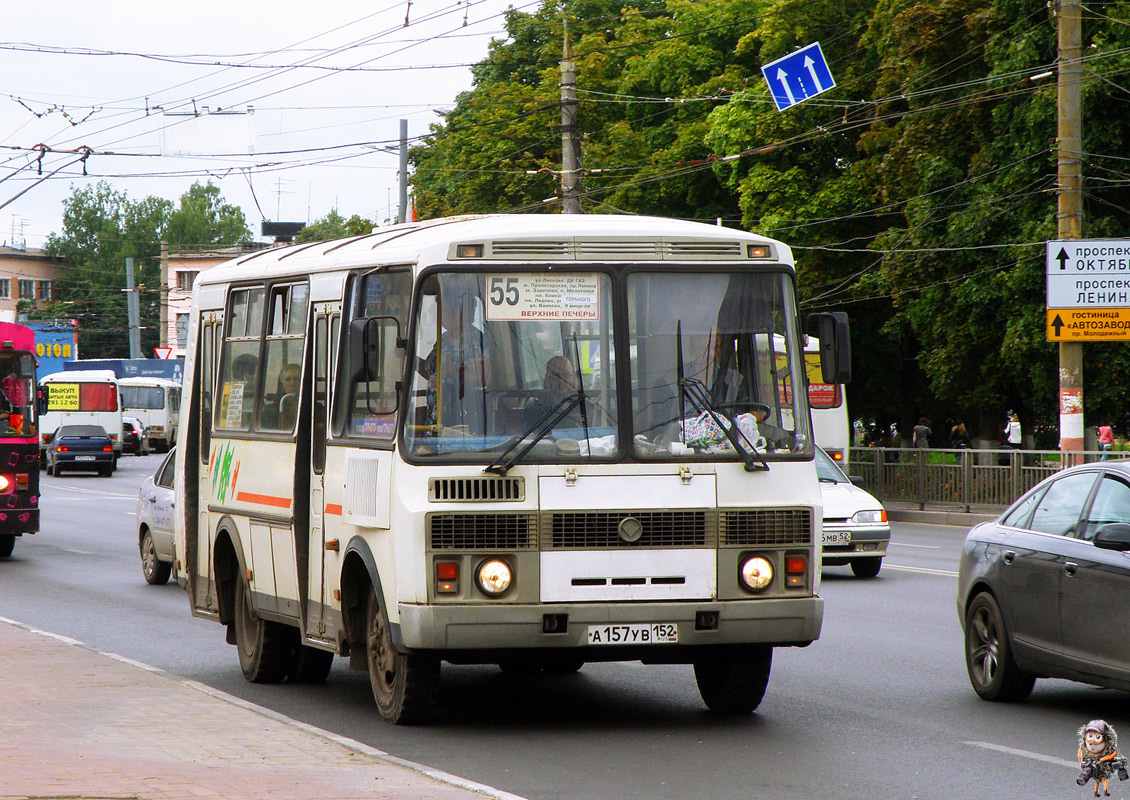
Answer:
[483, 389, 586, 475]
[676, 321, 768, 473]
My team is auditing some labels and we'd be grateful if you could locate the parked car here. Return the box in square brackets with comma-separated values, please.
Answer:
[46, 425, 115, 477]
[122, 415, 149, 456]
[816, 445, 890, 577]
[137, 447, 175, 585]
[959, 460, 1130, 702]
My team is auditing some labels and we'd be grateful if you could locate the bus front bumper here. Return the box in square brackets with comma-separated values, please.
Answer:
[397, 596, 822, 653]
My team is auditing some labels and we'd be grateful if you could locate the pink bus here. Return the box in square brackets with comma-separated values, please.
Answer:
[0, 322, 39, 557]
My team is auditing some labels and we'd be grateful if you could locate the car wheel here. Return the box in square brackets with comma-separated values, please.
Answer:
[45, 460, 54, 477]
[0, 534, 14, 558]
[964, 591, 1035, 702]
[366, 584, 438, 724]
[287, 643, 335, 683]
[140, 529, 171, 585]
[694, 645, 773, 713]
[850, 557, 882, 578]
[233, 570, 293, 683]
[99, 465, 113, 477]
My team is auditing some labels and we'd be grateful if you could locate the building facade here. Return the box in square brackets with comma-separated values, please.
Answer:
[0, 246, 61, 322]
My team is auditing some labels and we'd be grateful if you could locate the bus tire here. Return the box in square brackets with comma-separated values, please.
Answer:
[366, 585, 438, 724]
[694, 645, 772, 714]
[0, 535, 14, 558]
[287, 644, 335, 683]
[233, 571, 293, 683]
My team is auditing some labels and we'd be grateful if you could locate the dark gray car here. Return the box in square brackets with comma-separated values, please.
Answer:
[958, 460, 1130, 701]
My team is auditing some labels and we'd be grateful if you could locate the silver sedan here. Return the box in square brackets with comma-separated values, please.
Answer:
[136, 448, 176, 585]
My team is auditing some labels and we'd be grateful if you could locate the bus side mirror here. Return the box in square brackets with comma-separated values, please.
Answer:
[349, 316, 402, 383]
[808, 311, 852, 385]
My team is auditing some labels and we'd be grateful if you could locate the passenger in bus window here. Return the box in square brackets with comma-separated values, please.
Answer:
[277, 364, 300, 429]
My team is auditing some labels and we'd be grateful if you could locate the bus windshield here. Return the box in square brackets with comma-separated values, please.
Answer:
[628, 271, 810, 460]
[0, 352, 35, 436]
[405, 271, 619, 458]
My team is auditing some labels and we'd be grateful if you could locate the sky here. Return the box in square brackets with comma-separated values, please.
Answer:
[0, 0, 531, 250]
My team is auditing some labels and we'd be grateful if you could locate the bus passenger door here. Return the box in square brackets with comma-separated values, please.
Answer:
[306, 311, 337, 638]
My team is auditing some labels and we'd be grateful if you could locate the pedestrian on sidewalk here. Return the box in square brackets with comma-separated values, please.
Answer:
[950, 420, 971, 449]
[1098, 423, 1115, 460]
[912, 417, 931, 449]
[1003, 413, 1023, 449]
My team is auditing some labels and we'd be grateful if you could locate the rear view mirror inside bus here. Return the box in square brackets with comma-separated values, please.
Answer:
[808, 311, 852, 385]
[349, 316, 402, 383]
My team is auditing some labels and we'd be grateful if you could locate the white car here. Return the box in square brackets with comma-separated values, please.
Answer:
[137, 447, 175, 585]
[816, 445, 890, 577]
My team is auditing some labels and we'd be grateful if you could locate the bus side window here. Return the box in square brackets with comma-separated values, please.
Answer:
[313, 315, 328, 473]
[216, 286, 265, 432]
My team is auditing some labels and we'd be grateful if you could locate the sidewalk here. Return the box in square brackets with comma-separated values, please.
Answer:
[0, 617, 522, 800]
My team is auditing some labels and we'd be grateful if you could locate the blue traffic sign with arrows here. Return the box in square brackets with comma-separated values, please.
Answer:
[761, 42, 836, 112]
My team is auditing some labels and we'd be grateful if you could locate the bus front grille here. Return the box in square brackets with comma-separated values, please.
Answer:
[540, 510, 715, 549]
[429, 476, 525, 502]
[427, 513, 538, 550]
[719, 509, 813, 546]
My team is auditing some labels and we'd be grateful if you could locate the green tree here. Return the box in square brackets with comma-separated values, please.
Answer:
[293, 210, 373, 244]
[44, 181, 250, 358]
[164, 181, 250, 250]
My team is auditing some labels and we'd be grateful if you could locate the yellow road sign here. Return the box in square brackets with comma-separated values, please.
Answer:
[1047, 308, 1130, 341]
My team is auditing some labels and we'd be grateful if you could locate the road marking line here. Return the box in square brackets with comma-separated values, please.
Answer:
[963, 741, 1077, 768]
[45, 485, 135, 500]
[60, 548, 94, 555]
[888, 542, 939, 549]
[882, 563, 959, 577]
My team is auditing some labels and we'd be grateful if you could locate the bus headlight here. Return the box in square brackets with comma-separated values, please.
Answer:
[476, 558, 513, 597]
[0, 474, 12, 493]
[739, 556, 773, 592]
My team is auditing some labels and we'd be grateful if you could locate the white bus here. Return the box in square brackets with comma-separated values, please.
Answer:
[119, 376, 181, 452]
[39, 369, 123, 462]
[175, 215, 850, 723]
[805, 336, 850, 466]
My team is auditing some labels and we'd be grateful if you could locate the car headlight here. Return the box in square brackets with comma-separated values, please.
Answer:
[851, 509, 887, 524]
[739, 556, 774, 592]
[476, 558, 513, 597]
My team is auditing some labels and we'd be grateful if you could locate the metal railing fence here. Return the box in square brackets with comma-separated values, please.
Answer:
[846, 447, 1117, 511]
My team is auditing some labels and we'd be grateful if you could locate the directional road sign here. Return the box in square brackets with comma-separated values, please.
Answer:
[1047, 309, 1130, 341]
[761, 42, 836, 112]
[1046, 239, 1130, 308]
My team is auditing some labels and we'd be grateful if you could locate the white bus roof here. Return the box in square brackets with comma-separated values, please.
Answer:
[41, 369, 117, 384]
[198, 214, 795, 286]
[118, 376, 181, 387]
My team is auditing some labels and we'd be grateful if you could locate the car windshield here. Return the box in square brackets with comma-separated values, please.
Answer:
[404, 271, 618, 460]
[58, 425, 108, 438]
[815, 447, 849, 483]
[627, 271, 811, 461]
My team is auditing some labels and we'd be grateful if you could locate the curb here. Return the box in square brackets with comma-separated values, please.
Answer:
[886, 508, 999, 527]
[0, 615, 529, 800]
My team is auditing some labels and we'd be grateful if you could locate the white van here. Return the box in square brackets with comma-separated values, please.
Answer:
[39, 370, 123, 463]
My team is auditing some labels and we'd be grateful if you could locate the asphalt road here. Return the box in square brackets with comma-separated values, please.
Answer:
[0, 455, 1122, 800]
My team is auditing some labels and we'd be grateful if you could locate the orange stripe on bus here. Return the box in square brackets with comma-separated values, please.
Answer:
[235, 491, 292, 509]
[325, 503, 343, 516]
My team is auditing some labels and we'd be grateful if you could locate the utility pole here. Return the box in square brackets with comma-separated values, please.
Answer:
[160, 241, 169, 350]
[124, 257, 141, 359]
[1057, 0, 1084, 453]
[560, 20, 581, 214]
[398, 119, 409, 224]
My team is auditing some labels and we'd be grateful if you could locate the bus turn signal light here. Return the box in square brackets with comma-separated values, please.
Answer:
[436, 561, 459, 594]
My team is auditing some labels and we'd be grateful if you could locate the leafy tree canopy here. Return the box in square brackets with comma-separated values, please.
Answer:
[293, 209, 373, 244]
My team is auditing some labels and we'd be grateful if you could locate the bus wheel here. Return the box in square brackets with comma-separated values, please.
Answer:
[0, 535, 13, 558]
[287, 644, 334, 683]
[233, 571, 292, 683]
[366, 585, 438, 724]
[694, 645, 772, 714]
